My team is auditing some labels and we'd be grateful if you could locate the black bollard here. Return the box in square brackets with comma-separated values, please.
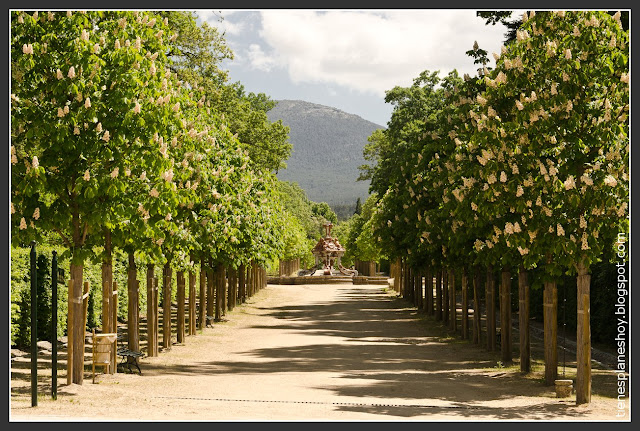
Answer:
[30, 241, 37, 407]
[51, 250, 58, 400]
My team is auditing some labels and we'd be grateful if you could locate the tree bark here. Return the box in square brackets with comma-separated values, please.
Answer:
[215, 263, 224, 320]
[162, 261, 172, 350]
[207, 257, 214, 320]
[500, 268, 512, 364]
[220, 265, 227, 314]
[461, 267, 468, 339]
[450, 269, 457, 331]
[198, 259, 206, 330]
[425, 267, 433, 315]
[228, 267, 237, 311]
[146, 264, 157, 357]
[66, 279, 74, 385]
[189, 256, 197, 336]
[486, 265, 496, 352]
[69, 262, 85, 383]
[443, 269, 449, 325]
[101, 229, 113, 373]
[111, 282, 118, 374]
[518, 266, 530, 373]
[576, 260, 591, 404]
[248, 262, 254, 298]
[127, 252, 139, 355]
[176, 270, 185, 344]
[472, 266, 481, 345]
[239, 263, 246, 303]
[543, 280, 558, 385]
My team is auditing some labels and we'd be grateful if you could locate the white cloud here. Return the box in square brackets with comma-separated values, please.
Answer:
[199, 9, 246, 35]
[247, 43, 277, 72]
[255, 10, 509, 95]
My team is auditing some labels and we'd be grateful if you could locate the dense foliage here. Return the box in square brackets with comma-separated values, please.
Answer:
[10, 10, 292, 347]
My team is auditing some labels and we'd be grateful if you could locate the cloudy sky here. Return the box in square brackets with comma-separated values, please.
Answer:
[197, 10, 516, 126]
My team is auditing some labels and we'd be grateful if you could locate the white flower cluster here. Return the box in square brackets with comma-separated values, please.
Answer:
[564, 176, 576, 190]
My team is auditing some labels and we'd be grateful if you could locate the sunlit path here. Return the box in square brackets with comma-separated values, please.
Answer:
[11, 282, 622, 421]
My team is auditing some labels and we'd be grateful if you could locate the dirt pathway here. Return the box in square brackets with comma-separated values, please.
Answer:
[10, 282, 627, 421]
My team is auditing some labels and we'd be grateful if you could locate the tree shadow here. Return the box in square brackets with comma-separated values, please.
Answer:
[136, 285, 600, 419]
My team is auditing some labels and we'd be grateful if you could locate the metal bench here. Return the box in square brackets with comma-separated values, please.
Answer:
[205, 315, 215, 328]
[117, 347, 144, 374]
[115, 334, 144, 374]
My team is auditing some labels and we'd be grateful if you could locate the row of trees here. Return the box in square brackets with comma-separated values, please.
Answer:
[11, 11, 292, 384]
[360, 11, 628, 405]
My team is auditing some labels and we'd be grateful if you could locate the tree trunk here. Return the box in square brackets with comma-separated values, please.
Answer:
[500, 268, 512, 364]
[250, 262, 255, 298]
[435, 270, 442, 321]
[68, 261, 85, 383]
[518, 266, 530, 373]
[127, 252, 139, 355]
[153, 276, 159, 353]
[111, 282, 118, 374]
[227, 267, 235, 311]
[207, 258, 214, 320]
[101, 229, 113, 373]
[162, 261, 172, 350]
[239, 264, 246, 303]
[146, 264, 157, 357]
[472, 267, 481, 345]
[486, 265, 496, 352]
[449, 269, 456, 331]
[189, 256, 197, 336]
[198, 259, 206, 330]
[576, 261, 591, 404]
[443, 269, 449, 325]
[461, 267, 469, 339]
[543, 280, 558, 385]
[176, 270, 185, 344]
[407, 265, 413, 302]
[215, 263, 224, 320]
[220, 265, 227, 314]
[425, 267, 433, 315]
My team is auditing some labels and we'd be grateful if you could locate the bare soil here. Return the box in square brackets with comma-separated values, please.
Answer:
[10, 282, 629, 421]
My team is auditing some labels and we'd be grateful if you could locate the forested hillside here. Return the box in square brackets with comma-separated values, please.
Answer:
[266, 100, 384, 215]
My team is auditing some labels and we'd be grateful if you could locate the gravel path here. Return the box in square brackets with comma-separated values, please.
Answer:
[10, 282, 627, 421]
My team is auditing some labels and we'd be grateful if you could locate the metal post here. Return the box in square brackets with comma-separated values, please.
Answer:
[30, 241, 37, 407]
[51, 250, 58, 400]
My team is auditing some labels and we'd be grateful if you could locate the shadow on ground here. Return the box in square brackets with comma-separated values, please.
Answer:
[136, 285, 598, 418]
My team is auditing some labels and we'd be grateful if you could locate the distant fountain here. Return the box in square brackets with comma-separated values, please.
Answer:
[311, 222, 352, 276]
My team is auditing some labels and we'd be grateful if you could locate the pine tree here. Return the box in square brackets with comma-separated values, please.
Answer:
[354, 198, 362, 215]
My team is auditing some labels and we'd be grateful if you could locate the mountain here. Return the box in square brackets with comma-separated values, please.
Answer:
[266, 100, 384, 217]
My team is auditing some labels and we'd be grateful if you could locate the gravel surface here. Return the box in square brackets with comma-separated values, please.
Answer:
[10, 282, 628, 421]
